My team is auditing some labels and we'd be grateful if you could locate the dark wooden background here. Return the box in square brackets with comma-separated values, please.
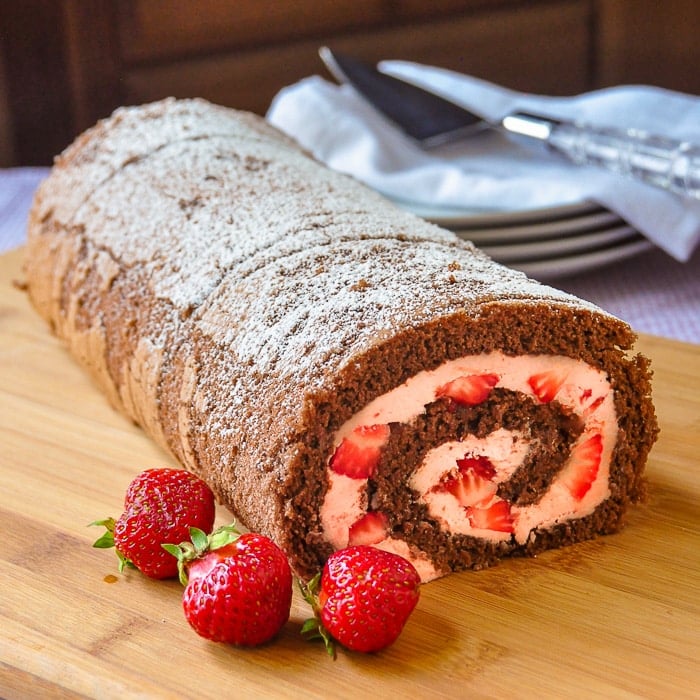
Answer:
[1, 0, 698, 166]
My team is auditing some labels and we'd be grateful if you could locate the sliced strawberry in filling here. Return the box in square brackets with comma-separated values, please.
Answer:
[329, 424, 390, 479]
[559, 432, 604, 500]
[435, 373, 499, 405]
[465, 500, 515, 533]
[528, 369, 568, 403]
[433, 455, 498, 508]
[348, 511, 388, 546]
[456, 455, 496, 480]
[582, 395, 606, 418]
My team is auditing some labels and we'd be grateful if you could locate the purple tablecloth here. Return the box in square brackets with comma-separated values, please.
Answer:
[2, 167, 698, 344]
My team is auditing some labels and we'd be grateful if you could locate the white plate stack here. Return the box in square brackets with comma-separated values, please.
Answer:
[396, 199, 654, 280]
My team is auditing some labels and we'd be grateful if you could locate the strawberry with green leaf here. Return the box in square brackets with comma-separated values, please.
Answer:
[90, 467, 216, 579]
[165, 524, 293, 646]
[300, 545, 421, 656]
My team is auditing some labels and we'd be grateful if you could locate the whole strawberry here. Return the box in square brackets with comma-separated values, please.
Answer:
[165, 525, 293, 646]
[302, 546, 421, 655]
[91, 467, 216, 579]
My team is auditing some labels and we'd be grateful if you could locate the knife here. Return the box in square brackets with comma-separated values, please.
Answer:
[319, 47, 700, 201]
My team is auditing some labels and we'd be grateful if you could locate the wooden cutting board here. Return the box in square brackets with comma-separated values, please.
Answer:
[1, 247, 698, 699]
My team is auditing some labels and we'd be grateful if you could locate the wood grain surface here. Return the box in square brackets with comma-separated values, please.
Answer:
[1, 247, 698, 699]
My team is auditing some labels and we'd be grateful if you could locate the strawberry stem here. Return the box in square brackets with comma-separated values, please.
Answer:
[89, 518, 116, 548]
[89, 517, 135, 572]
[298, 574, 336, 659]
[209, 523, 240, 550]
[189, 526, 210, 554]
[163, 522, 241, 587]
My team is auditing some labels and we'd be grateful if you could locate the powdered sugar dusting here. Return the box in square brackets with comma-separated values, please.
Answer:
[57, 103, 604, 374]
[30, 98, 619, 438]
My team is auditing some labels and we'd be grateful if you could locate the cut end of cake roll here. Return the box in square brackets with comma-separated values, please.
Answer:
[279, 298, 657, 582]
[23, 98, 658, 584]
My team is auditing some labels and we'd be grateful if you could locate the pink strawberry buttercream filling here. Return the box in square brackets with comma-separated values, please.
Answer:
[320, 352, 617, 582]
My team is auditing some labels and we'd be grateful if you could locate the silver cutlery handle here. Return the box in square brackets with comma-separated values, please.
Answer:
[503, 113, 700, 200]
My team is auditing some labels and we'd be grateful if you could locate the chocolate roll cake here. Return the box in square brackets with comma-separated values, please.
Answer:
[24, 98, 658, 582]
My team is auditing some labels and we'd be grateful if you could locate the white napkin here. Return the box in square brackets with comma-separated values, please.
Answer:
[267, 61, 700, 262]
